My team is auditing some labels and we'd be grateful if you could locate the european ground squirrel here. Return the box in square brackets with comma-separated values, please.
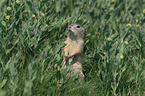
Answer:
[62, 23, 85, 79]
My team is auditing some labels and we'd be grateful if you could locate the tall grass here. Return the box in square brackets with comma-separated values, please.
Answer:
[0, 0, 145, 95]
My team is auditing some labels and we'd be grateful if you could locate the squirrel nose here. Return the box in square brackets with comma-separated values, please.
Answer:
[68, 26, 71, 29]
[68, 26, 71, 31]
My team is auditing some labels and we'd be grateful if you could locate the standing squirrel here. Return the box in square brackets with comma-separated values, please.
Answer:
[62, 23, 85, 79]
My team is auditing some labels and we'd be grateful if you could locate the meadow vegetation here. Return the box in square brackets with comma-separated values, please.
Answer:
[0, 0, 145, 95]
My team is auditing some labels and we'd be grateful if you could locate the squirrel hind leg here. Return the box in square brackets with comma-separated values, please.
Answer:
[71, 62, 84, 79]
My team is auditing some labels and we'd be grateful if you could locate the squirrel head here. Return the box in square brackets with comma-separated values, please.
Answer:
[68, 23, 85, 37]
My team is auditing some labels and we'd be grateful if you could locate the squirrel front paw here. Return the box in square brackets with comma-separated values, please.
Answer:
[64, 51, 69, 57]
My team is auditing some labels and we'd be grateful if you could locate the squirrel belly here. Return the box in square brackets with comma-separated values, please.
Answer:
[64, 38, 84, 57]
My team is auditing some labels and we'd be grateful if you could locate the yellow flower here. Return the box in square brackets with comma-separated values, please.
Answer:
[41, 13, 45, 16]
[45, 24, 48, 27]
[120, 54, 124, 59]
[6, 16, 10, 19]
[32, 14, 35, 18]
[136, 19, 138, 23]
[107, 37, 112, 41]
[103, 51, 106, 55]
[126, 23, 132, 28]
[7, 7, 12, 11]
[16, 0, 20, 4]
[125, 41, 129, 45]
[109, 7, 114, 11]
[143, 9, 145, 14]
[112, 0, 115, 2]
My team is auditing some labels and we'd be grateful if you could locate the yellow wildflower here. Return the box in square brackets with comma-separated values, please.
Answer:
[45, 24, 48, 27]
[109, 7, 114, 11]
[112, 0, 115, 2]
[126, 23, 132, 28]
[16, 0, 20, 4]
[6, 16, 10, 19]
[107, 37, 112, 41]
[32, 14, 35, 18]
[125, 41, 129, 45]
[41, 13, 45, 16]
[136, 19, 138, 23]
[143, 9, 145, 14]
[120, 54, 124, 59]
[7, 7, 12, 11]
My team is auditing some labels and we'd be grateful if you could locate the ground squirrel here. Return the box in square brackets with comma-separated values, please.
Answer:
[62, 23, 85, 79]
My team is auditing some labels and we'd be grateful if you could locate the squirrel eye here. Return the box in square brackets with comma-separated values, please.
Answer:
[76, 25, 80, 28]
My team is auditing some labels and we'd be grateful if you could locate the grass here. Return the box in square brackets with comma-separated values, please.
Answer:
[0, 0, 145, 95]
